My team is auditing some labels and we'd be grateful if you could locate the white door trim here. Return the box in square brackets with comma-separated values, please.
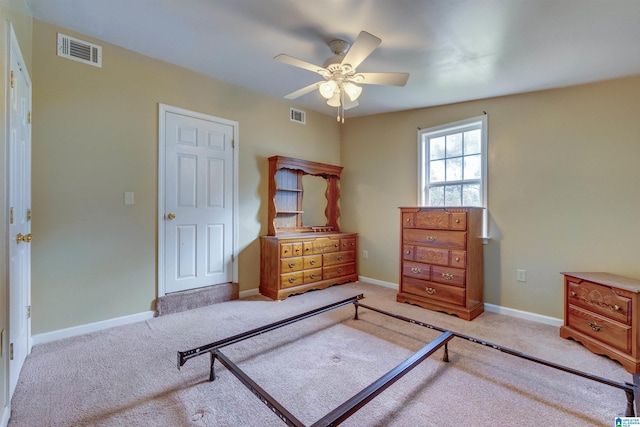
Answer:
[157, 104, 238, 297]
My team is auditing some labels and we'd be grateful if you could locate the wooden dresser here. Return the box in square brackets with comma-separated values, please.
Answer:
[560, 272, 640, 374]
[260, 156, 358, 300]
[260, 233, 358, 300]
[397, 207, 484, 320]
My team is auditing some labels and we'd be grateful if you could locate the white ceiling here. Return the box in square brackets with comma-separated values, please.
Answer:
[26, 0, 640, 118]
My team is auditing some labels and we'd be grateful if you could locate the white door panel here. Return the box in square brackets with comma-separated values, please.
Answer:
[162, 108, 235, 294]
[8, 25, 32, 398]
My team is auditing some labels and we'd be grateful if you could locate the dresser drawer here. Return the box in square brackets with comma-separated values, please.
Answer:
[280, 257, 303, 273]
[402, 261, 430, 280]
[303, 255, 322, 269]
[567, 305, 631, 353]
[280, 242, 303, 258]
[431, 265, 465, 288]
[324, 263, 356, 279]
[451, 250, 466, 269]
[280, 271, 304, 289]
[403, 229, 466, 250]
[403, 245, 415, 261]
[410, 210, 467, 231]
[324, 250, 355, 266]
[303, 268, 323, 284]
[340, 238, 357, 251]
[402, 277, 465, 306]
[312, 237, 341, 254]
[567, 279, 631, 324]
[414, 246, 449, 266]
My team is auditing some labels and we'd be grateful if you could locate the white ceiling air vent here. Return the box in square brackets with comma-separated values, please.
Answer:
[57, 33, 102, 67]
[290, 108, 306, 124]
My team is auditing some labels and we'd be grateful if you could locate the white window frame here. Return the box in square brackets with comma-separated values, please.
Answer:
[418, 115, 489, 240]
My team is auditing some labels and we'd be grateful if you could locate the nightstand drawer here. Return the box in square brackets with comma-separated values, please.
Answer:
[567, 279, 631, 324]
[567, 305, 630, 353]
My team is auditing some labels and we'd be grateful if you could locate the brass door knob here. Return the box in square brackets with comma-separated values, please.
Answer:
[167, 212, 176, 220]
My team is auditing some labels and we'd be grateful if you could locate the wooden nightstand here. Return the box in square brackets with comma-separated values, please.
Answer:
[560, 272, 640, 375]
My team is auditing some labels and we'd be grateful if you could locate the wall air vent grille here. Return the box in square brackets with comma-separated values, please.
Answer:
[290, 108, 306, 124]
[57, 33, 102, 67]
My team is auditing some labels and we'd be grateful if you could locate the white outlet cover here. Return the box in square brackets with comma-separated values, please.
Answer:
[124, 192, 135, 205]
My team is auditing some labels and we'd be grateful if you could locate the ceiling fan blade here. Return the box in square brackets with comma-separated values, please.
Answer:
[341, 31, 381, 69]
[343, 98, 359, 111]
[284, 82, 322, 100]
[354, 72, 410, 87]
[274, 54, 327, 75]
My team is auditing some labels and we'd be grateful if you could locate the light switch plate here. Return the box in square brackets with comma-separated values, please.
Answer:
[124, 192, 134, 205]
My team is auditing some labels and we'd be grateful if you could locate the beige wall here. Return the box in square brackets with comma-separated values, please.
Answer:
[341, 76, 640, 318]
[30, 19, 341, 334]
[1, 0, 32, 417]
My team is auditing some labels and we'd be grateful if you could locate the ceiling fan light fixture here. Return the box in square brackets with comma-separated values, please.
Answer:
[343, 82, 362, 101]
[319, 80, 337, 99]
[327, 92, 341, 107]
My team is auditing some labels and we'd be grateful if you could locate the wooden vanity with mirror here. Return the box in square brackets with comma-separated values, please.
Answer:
[259, 156, 358, 300]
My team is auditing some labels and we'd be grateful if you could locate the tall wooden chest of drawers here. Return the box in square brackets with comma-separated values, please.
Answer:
[397, 207, 484, 320]
[260, 232, 358, 300]
[560, 272, 640, 374]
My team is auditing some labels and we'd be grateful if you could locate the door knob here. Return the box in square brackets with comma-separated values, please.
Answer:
[167, 212, 176, 220]
[16, 233, 32, 244]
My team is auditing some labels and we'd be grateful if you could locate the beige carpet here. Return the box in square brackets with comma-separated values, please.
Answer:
[9, 282, 633, 426]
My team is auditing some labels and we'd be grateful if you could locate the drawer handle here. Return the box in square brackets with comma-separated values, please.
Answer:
[334, 244, 339, 248]
[455, 257, 460, 262]
[284, 249, 289, 254]
[426, 236, 437, 242]
[305, 247, 311, 252]
[337, 268, 344, 273]
[570, 291, 576, 297]
[406, 218, 411, 222]
[288, 263, 296, 268]
[587, 321, 602, 332]
[405, 250, 412, 255]
[614, 304, 622, 312]
[295, 248, 300, 253]
[310, 260, 316, 265]
[288, 277, 296, 283]
[455, 219, 460, 223]
[425, 287, 436, 295]
[309, 274, 317, 279]
[442, 273, 454, 280]
[411, 267, 422, 274]
[337, 255, 343, 260]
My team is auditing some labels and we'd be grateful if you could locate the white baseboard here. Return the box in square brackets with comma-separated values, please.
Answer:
[359, 276, 562, 326]
[358, 276, 398, 290]
[31, 311, 155, 346]
[483, 303, 563, 326]
[1, 404, 9, 427]
[239, 288, 260, 299]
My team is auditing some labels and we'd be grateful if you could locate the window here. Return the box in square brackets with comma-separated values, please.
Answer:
[418, 115, 488, 237]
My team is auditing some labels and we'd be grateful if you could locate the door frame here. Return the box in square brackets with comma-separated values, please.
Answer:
[157, 103, 238, 297]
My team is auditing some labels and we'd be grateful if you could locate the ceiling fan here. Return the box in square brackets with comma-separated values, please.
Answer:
[275, 31, 410, 122]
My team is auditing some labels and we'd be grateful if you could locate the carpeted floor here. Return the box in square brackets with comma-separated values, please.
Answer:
[9, 282, 633, 426]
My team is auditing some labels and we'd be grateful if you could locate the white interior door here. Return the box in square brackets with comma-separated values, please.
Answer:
[159, 105, 237, 294]
[8, 25, 32, 397]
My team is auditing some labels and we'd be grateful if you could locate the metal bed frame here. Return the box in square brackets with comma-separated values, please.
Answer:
[177, 294, 637, 426]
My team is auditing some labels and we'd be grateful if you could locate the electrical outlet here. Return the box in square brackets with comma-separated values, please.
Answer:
[363, 250, 368, 259]
[517, 269, 526, 282]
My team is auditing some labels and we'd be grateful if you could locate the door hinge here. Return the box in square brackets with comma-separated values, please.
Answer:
[10, 343, 14, 360]
[10, 207, 14, 224]
[232, 139, 235, 149]
[27, 209, 32, 221]
[10, 70, 15, 88]
[28, 111, 32, 123]
[27, 305, 31, 319]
